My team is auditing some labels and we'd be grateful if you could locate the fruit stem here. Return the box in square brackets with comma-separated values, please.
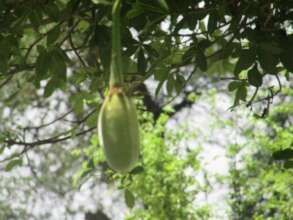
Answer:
[110, 0, 123, 87]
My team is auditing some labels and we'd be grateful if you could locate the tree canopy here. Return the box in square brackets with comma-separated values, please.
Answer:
[0, 0, 292, 153]
[1, 0, 292, 100]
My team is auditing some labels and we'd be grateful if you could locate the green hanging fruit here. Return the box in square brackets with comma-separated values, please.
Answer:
[98, 87, 140, 172]
[97, 0, 140, 172]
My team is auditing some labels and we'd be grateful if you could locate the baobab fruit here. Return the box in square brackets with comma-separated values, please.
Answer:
[98, 87, 139, 172]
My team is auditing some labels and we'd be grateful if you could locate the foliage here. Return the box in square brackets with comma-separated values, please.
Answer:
[76, 109, 211, 219]
[123, 114, 210, 219]
[0, 0, 292, 109]
[227, 87, 293, 220]
[0, 0, 292, 165]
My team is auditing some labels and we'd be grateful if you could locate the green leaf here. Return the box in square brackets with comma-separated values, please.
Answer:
[187, 92, 199, 102]
[155, 80, 164, 97]
[234, 84, 247, 106]
[234, 49, 256, 76]
[272, 149, 293, 160]
[5, 159, 22, 171]
[182, 46, 195, 64]
[72, 168, 92, 187]
[144, 45, 159, 59]
[86, 111, 98, 127]
[128, 1, 167, 18]
[127, 7, 145, 19]
[285, 70, 290, 81]
[91, 25, 111, 68]
[196, 49, 207, 71]
[166, 76, 174, 95]
[137, 1, 167, 14]
[259, 42, 282, 55]
[280, 50, 293, 72]
[122, 56, 137, 73]
[80, 168, 92, 179]
[198, 40, 211, 50]
[44, 73, 66, 97]
[0, 36, 13, 55]
[163, 105, 175, 113]
[194, 9, 209, 20]
[169, 50, 184, 65]
[237, 85, 247, 101]
[99, 45, 111, 70]
[247, 65, 263, 87]
[154, 66, 169, 81]
[228, 81, 242, 91]
[130, 166, 144, 175]
[124, 189, 135, 209]
[199, 21, 207, 33]
[44, 3, 60, 21]
[158, 0, 169, 12]
[181, 15, 197, 31]
[0, 36, 13, 73]
[0, 57, 8, 74]
[29, 9, 43, 28]
[47, 25, 61, 46]
[44, 77, 58, 97]
[35, 48, 50, 80]
[50, 48, 67, 79]
[258, 48, 278, 73]
[174, 75, 185, 94]
[284, 160, 293, 169]
[208, 12, 217, 33]
[137, 49, 147, 73]
[91, 0, 111, 5]
[69, 93, 85, 115]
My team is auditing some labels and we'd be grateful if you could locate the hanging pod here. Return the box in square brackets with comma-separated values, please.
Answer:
[98, 87, 139, 172]
[97, 0, 140, 172]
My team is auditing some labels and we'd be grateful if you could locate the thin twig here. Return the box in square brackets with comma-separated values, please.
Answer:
[160, 66, 196, 108]
[23, 110, 74, 130]
[69, 29, 87, 67]
[246, 87, 259, 107]
[62, 108, 96, 124]
[58, 20, 81, 46]
[0, 75, 13, 89]
[0, 127, 96, 163]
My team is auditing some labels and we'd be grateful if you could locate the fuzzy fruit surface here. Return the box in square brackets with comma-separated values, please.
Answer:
[98, 88, 139, 172]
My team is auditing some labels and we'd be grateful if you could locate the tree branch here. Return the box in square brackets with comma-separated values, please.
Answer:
[1, 127, 96, 163]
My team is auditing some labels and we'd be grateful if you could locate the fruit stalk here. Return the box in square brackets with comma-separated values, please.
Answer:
[110, 0, 123, 86]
